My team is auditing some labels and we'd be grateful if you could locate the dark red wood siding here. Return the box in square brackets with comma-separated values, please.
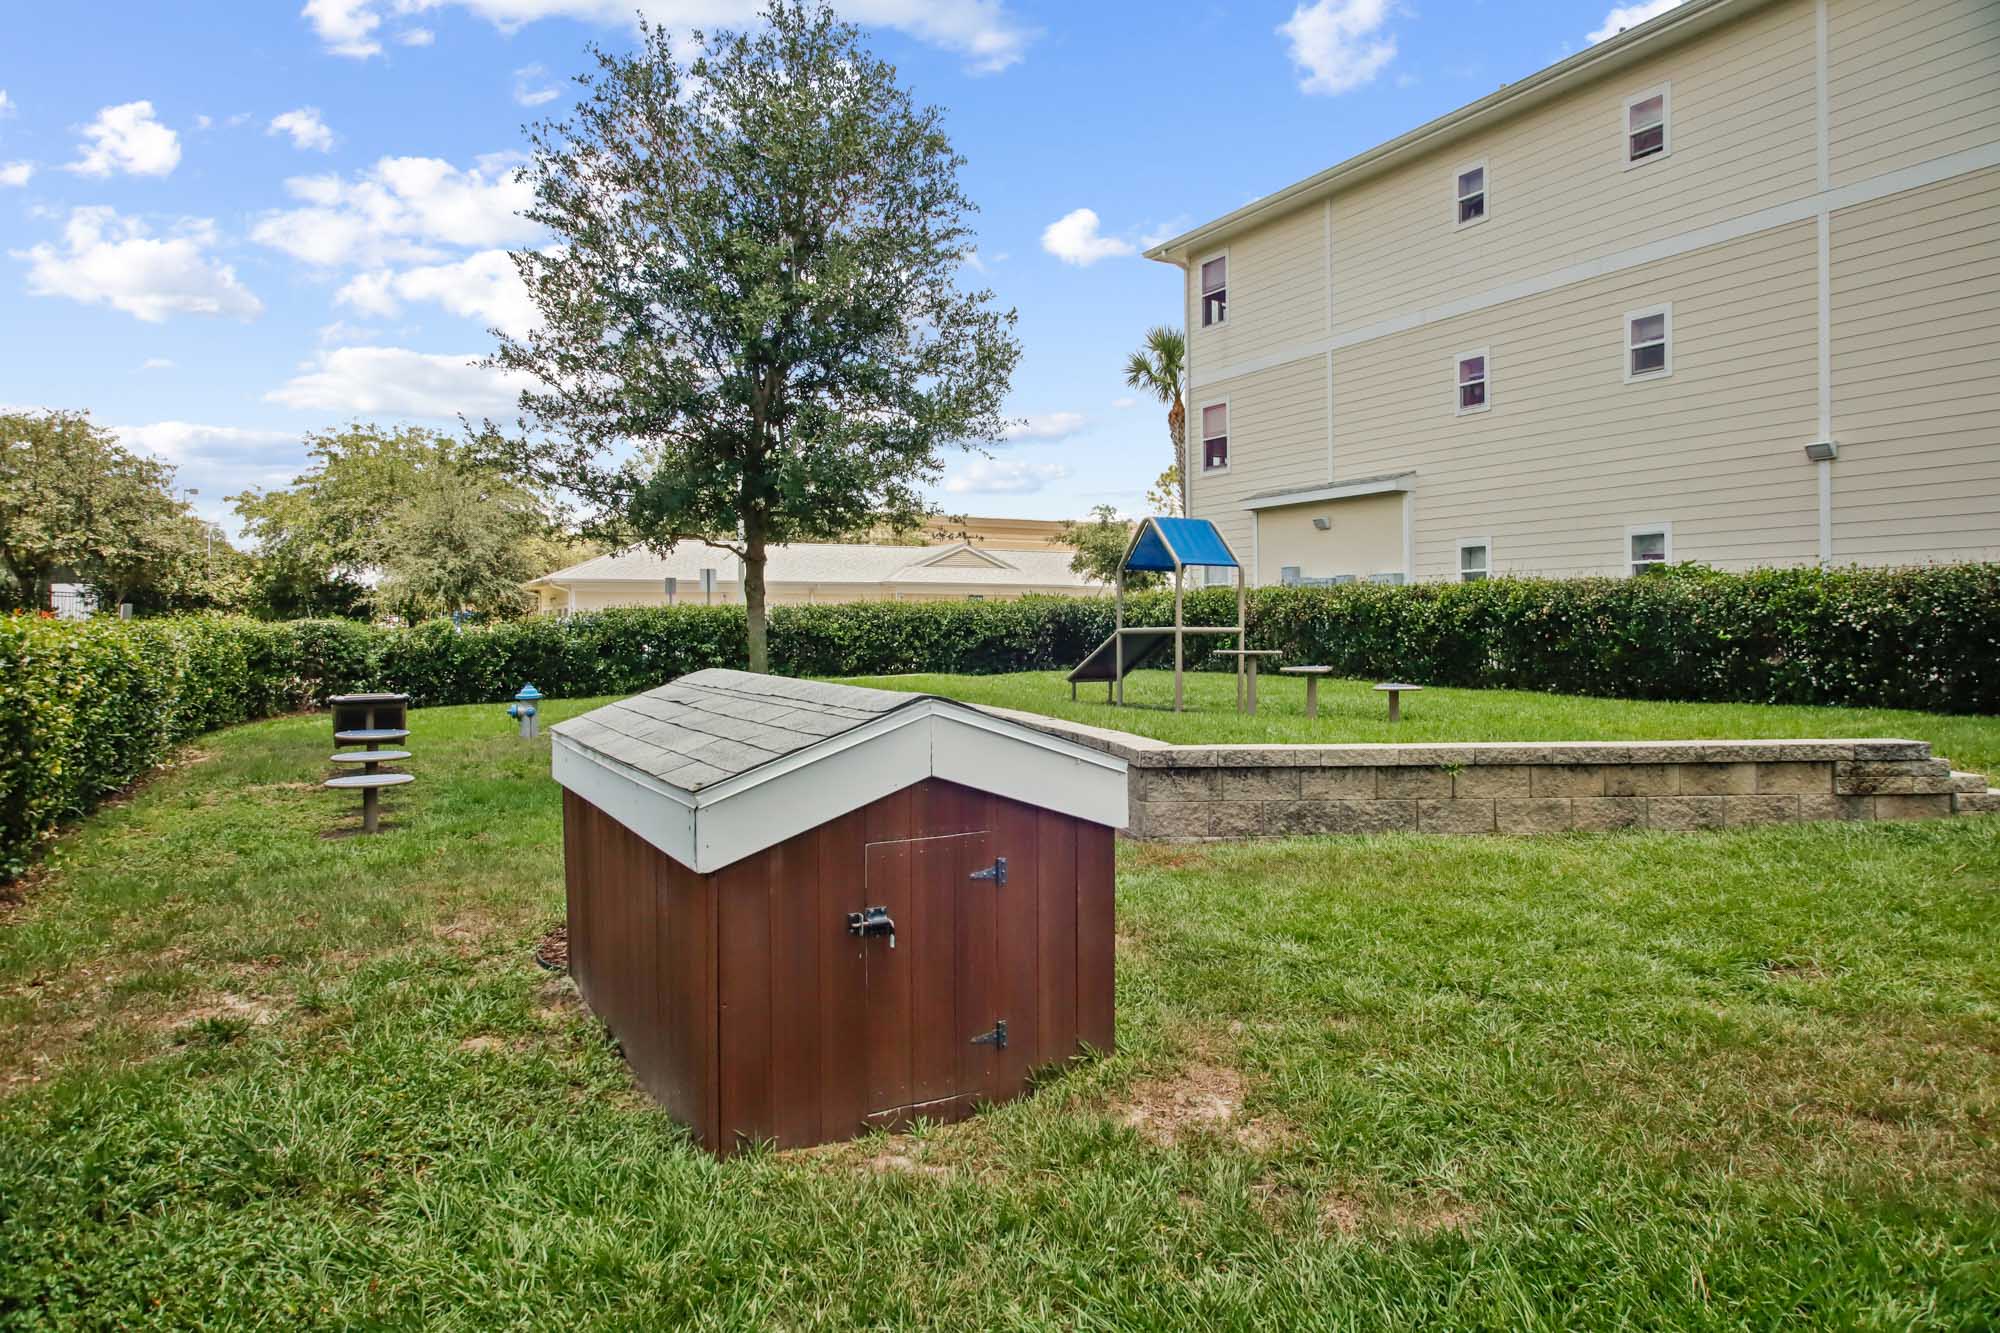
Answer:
[564, 778, 1114, 1155]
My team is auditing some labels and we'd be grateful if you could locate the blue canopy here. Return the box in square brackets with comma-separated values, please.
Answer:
[1125, 517, 1239, 572]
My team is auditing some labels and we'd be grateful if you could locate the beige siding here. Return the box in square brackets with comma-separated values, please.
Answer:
[1186, 201, 1326, 372]
[1829, 167, 2000, 564]
[1256, 491, 1406, 582]
[1188, 356, 1330, 564]
[1828, 0, 2000, 186]
[1325, 0, 1818, 336]
[1174, 0, 2000, 580]
[1333, 221, 1824, 578]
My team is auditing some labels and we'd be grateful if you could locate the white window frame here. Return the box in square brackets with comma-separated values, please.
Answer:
[1197, 249, 1229, 329]
[1452, 159, 1489, 229]
[1454, 346, 1491, 416]
[1622, 82, 1672, 169]
[1198, 397, 1231, 474]
[1456, 537, 1492, 583]
[1626, 522, 1673, 575]
[1623, 303, 1673, 383]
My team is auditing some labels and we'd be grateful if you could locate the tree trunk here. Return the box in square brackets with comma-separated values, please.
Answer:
[743, 516, 769, 674]
[1167, 396, 1188, 516]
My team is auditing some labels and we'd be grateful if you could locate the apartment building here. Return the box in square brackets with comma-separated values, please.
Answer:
[1145, 0, 1999, 584]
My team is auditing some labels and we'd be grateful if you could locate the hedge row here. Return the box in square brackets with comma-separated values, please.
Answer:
[5, 562, 1997, 877]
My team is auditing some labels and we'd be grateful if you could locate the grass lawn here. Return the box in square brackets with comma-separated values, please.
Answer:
[2, 696, 1998, 1327]
[834, 669, 2000, 775]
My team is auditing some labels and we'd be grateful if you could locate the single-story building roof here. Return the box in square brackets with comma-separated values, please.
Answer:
[527, 538, 1104, 611]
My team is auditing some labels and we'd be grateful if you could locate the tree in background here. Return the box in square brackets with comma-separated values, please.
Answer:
[1061, 505, 1159, 591]
[1122, 326, 1187, 516]
[483, 1, 1020, 672]
[232, 424, 571, 622]
[91, 510, 255, 615]
[377, 462, 563, 621]
[0, 410, 208, 612]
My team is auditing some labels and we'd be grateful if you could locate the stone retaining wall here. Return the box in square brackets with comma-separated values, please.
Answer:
[976, 707, 1998, 841]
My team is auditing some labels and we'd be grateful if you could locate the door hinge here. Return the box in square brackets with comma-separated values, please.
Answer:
[969, 857, 1007, 886]
[970, 1019, 1007, 1049]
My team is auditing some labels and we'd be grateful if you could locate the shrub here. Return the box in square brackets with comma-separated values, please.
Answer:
[5, 562, 1997, 878]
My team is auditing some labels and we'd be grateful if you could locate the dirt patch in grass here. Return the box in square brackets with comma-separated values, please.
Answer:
[1253, 1175, 1482, 1240]
[535, 925, 569, 971]
[1114, 1061, 1296, 1152]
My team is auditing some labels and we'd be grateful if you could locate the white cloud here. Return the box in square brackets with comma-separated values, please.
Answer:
[0, 162, 32, 188]
[114, 421, 295, 464]
[0, 90, 14, 117]
[944, 458, 1071, 495]
[303, 0, 384, 57]
[304, 2, 1035, 74]
[336, 248, 540, 337]
[513, 64, 561, 107]
[1003, 410, 1086, 443]
[1588, 0, 1684, 43]
[269, 107, 336, 152]
[250, 154, 538, 268]
[397, 26, 436, 44]
[140, 357, 175, 370]
[67, 101, 182, 177]
[1040, 208, 1135, 267]
[14, 207, 264, 323]
[266, 345, 532, 417]
[1279, 0, 1396, 96]
[1111, 396, 1136, 410]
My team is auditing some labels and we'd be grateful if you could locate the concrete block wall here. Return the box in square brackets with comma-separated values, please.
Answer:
[971, 708, 1996, 842]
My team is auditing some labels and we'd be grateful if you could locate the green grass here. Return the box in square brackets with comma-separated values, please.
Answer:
[834, 668, 2000, 775]
[2, 697, 1998, 1328]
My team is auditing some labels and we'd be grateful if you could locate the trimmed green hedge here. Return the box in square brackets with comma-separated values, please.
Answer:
[5, 563, 1997, 877]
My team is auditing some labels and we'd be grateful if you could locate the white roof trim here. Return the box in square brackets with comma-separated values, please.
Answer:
[553, 697, 1127, 872]
[1242, 475, 1415, 511]
[906, 542, 1016, 571]
[1144, 0, 1769, 263]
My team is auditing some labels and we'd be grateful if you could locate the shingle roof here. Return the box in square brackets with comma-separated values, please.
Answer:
[531, 540, 1100, 590]
[550, 669, 936, 792]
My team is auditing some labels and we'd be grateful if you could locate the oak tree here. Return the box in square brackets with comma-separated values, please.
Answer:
[484, 1, 1020, 671]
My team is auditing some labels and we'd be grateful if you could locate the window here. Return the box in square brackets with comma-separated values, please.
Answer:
[1628, 523, 1672, 574]
[1201, 402, 1229, 471]
[1624, 84, 1670, 165]
[1454, 162, 1487, 227]
[1458, 539, 1491, 582]
[1205, 565, 1233, 587]
[1624, 303, 1672, 381]
[1199, 254, 1227, 327]
[1455, 348, 1490, 414]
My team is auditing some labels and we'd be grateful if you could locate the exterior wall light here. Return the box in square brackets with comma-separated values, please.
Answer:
[1312, 516, 1332, 530]
[1804, 440, 1838, 462]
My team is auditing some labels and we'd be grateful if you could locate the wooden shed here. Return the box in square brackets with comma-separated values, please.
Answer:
[550, 669, 1128, 1154]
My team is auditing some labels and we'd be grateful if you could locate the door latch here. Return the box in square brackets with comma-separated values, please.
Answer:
[969, 857, 1007, 886]
[847, 906, 895, 948]
[970, 1019, 1007, 1049]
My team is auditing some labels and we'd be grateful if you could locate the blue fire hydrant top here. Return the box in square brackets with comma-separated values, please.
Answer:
[515, 684, 543, 702]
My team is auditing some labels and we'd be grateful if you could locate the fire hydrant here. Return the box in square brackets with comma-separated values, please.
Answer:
[508, 683, 542, 739]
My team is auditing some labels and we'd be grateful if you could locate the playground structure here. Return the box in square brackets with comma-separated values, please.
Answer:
[1067, 517, 1248, 713]
[325, 692, 413, 834]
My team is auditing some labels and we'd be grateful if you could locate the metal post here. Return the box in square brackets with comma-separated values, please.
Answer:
[1172, 562, 1185, 713]
[362, 785, 380, 834]
[1113, 565, 1126, 707]
[1236, 566, 1248, 711]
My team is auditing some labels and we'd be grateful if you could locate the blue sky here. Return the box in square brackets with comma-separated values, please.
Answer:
[0, 0, 1674, 537]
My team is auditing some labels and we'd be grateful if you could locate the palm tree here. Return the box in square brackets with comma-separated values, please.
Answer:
[1122, 325, 1187, 516]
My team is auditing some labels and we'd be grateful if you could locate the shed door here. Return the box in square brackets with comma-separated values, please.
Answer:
[859, 831, 1000, 1118]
